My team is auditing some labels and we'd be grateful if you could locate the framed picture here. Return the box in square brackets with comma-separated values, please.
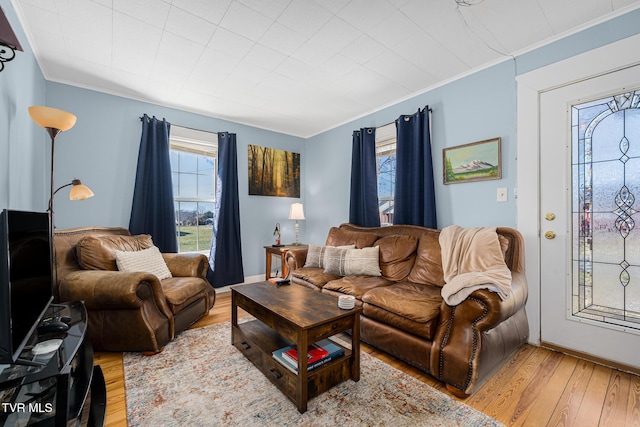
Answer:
[248, 145, 300, 197]
[443, 137, 502, 184]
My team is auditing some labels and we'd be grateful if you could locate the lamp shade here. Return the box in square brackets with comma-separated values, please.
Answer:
[0, 6, 23, 51]
[28, 106, 77, 131]
[288, 203, 305, 221]
[69, 179, 94, 200]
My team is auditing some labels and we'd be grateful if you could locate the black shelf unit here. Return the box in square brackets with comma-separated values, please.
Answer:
[0, 301, 106, 426]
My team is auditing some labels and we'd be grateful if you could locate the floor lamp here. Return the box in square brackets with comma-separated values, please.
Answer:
[28, 106, 94, 298]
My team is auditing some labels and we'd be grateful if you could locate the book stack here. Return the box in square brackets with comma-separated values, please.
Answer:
[272, 339, 345, 374]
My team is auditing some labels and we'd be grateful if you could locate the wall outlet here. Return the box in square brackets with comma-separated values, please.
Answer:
[497, 187, 508, 202]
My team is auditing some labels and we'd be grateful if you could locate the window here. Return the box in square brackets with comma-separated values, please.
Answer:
[376, 123, 396, 226]
[572, 89, 640, 331]
[169, 126, 217, 253]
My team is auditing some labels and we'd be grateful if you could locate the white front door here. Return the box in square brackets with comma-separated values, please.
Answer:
[539, 65, 640, 368]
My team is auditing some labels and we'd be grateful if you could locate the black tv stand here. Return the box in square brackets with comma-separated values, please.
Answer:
[0, 301, 106, 426]
[11, 358, 47, 368]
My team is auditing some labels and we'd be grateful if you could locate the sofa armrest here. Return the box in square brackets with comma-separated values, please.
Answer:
[58, 270, 175, 353]
[163, 253, 208, 278]
[462, 270, 528, 329]
[430, 272, 529, 395]
[58, 270, 173, 317]
[285, 248, 309, 274]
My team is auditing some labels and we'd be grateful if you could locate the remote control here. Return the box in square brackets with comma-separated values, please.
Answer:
[276, 279, 290, 286]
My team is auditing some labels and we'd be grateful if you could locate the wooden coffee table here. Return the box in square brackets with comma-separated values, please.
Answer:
[231, 282, 361, 413]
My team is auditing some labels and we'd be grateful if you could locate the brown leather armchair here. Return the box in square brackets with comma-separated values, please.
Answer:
[54, 226, 216, 353]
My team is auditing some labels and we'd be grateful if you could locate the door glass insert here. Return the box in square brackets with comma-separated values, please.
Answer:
[572, 89, 640, 330]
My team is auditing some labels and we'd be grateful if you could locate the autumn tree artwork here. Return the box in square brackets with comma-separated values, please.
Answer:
[248, 145, 300, 197]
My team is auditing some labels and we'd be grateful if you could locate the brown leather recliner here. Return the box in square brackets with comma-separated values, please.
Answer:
[54, 226, 216, 353]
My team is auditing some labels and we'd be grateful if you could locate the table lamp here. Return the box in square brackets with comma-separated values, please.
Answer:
[288, 203, 305, 245]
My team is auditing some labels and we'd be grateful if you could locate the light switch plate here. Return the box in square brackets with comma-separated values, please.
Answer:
[497, 187, 508, 202]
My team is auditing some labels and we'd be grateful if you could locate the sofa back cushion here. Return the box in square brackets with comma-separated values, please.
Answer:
[375, 235, 418, 281]
[76, 234, 154, 271]
[325, 227, 379, 248]
[406, 232, 445, 287]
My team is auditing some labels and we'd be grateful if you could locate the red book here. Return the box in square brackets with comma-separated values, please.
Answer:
[284, 343, 329, 364]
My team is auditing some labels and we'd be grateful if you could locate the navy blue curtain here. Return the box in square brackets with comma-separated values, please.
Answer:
[394, 107, 437, 228]
[349, 128, 380, 227]
[207, 132, 244, 287]
[129, 114, 178, 253]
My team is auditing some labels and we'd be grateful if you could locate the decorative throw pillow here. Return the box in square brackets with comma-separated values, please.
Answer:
[303, 244, 356, 268]
[323, 246, 381, 277]
[114, 246, 173, 280]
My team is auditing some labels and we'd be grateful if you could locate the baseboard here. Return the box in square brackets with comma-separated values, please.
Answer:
[540, 341, 640, 376]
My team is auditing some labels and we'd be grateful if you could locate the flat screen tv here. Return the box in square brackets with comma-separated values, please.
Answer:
[0, 209, 53, 365]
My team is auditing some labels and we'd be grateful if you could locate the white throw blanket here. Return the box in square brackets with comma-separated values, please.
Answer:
[439, 225, 512, 305]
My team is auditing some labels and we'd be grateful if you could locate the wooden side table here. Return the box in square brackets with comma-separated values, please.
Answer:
[264, 244, 308, 280]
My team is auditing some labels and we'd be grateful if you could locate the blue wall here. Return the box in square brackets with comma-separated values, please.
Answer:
[305, 60, 518, 245]
[3, 0, 640, 281]
[304, 7, 640, 246]
[0, 0, 46, 212]
[44, 83, 305, 278]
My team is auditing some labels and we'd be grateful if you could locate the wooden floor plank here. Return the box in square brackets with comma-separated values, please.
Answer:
[544, 358, 594, 427]
[626, 372, 640, 426]
[512, 353, 579, 427]
[478, 346, 555, 422]
[94, 291, 640, 427]
[464, 344, 537, 410]
[487, 349, 564, 424]
[600, 371, 632, 426]
[572, 364, 610, 427]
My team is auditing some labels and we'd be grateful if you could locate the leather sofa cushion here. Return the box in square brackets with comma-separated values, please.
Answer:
[375, 235, 418, 281]
[322, 275, 393, 300]
[291, 267, 341, 289]
[407, 232, 445, 287]
[362, 282, 442, 339]
[161, 277, 208, 314]
[77, 234, 154, 271]
[325, 227, 379, 248]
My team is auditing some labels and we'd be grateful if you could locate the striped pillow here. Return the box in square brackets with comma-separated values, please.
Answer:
[114, 246, 173, 280]
[323, 246, 381, 277]
[303, 244, 355, 268]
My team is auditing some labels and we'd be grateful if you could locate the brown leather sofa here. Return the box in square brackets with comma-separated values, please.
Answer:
[54, 227, 216, 353]
[286, 223, 529, 396]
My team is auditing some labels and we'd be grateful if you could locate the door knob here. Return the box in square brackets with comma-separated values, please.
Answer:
[545, 231, 556, 239]
[545, 212, 556, 221]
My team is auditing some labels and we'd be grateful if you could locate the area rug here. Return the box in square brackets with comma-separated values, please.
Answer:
[123, 321, 503, 427]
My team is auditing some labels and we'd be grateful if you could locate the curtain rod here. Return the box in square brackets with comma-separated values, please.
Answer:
[139, 106, 433, 134]
[378, 107, 432, 129]
[139, 116, 221, 134]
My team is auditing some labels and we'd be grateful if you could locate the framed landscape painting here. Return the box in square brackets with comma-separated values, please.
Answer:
[443, 137, 502, 184]
[248, 145, 300, 197]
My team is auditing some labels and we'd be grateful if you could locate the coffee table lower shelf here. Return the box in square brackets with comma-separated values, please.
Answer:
[232, 320, 355, 412]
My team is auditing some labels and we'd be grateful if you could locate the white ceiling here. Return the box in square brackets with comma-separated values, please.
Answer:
[11, 0, 640, 137]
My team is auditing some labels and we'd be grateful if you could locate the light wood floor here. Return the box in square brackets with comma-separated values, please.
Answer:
[94, 291, 640, 427]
